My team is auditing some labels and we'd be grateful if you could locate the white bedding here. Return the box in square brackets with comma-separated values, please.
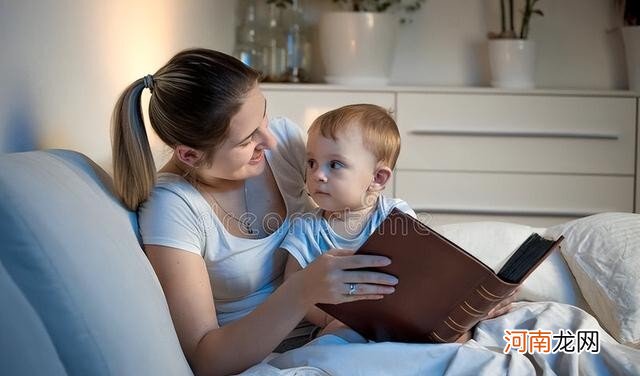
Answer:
[240, 216, 640, 375]
[242, 302, 640, 375]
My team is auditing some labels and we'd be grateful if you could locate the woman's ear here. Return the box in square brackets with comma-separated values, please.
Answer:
[175, 145, 205, 168]
[369, 165, 392, 192]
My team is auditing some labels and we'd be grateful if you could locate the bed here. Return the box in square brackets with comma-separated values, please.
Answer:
[242, 213, 640, 375]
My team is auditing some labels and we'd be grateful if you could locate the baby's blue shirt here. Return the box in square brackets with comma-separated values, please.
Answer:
[280, 195, 416, 268]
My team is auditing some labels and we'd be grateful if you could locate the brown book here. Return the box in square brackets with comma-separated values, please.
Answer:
[317, 208, 563, 343]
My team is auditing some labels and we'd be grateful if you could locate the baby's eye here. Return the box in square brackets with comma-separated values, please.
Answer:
[329, 161, 344, 169]
[307, 159, 316, 168]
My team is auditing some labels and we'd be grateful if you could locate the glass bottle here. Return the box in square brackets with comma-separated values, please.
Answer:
[261, 4, 287, 82]
[233, 0, 262, 73]
[284, 0, 311, 82]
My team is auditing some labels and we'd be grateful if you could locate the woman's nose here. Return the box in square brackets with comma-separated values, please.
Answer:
[256, 123, 277, 150]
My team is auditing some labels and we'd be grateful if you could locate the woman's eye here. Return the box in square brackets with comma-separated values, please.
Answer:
[329, 161, 344, 169]
[307, 159, 315, 168]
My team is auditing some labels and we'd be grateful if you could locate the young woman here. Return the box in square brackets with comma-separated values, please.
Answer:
[111, 48, 515, 376]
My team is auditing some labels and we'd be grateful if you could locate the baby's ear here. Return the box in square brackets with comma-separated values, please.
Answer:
[369, 165, 392, 192]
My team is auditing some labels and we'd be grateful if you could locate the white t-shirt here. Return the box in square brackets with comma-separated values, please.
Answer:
[280, 196, 416, 268]
[138, 117, 316, 326]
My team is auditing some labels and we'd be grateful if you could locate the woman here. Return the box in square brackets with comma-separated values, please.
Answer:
[111, 48, 515, 376]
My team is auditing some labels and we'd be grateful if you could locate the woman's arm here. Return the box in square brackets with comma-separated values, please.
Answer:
[146, 245, 307, 376]
[146, 245, 397, 376]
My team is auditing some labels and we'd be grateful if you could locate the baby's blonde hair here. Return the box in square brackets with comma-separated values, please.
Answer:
[308, 104, 401, 169]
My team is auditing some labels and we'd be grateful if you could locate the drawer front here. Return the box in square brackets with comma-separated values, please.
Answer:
[397, 93, 636, 175]
[263, 89, 395, 131]
[395, 171, 635, 218]
[416, 212, 576, 228]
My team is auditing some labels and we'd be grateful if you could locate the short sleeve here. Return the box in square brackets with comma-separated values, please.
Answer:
[279, 216, 322, 268]
[138, 187, 205, 256]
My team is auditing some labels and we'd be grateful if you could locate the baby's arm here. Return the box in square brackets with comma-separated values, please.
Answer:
[283, 253, 333, 327]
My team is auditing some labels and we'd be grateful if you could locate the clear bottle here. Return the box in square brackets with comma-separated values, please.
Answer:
[283, 0, 311, 82]
[233, 0, 262, 73]
[261, 4, 288, 82]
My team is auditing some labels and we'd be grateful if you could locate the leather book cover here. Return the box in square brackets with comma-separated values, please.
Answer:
[316, 209, 563, 343]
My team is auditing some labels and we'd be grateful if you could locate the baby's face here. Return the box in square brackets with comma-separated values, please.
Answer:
[305, 125, 378, 212]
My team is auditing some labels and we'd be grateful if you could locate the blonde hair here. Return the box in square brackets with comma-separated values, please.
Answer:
[308, 104, 401, 169]
[111, 48, 260, 210]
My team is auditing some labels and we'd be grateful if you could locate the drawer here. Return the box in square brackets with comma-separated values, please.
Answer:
[395, 170, 635, 217]
[415, 212, 576, 228]
[396, 93, 636, 175]
[263, 89, 395, 131]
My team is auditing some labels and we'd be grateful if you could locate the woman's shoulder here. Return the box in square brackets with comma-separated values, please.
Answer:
[269, 116, 304, 139]
[137, 173, 208, 255]
[268, 117, 307, 178]
[139, 173, 205, 218]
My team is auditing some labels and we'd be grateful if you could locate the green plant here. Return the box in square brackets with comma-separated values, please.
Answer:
[332, 0, 425, 23]
[266, 0, 293, 8]
[489, 0, 544, 39]
[332, 0, 424, 13]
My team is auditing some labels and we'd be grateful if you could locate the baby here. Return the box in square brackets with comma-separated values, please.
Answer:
[280, 104, 416, 337]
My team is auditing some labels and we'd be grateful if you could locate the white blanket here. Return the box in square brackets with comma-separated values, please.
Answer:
[241, 302, 640, 376]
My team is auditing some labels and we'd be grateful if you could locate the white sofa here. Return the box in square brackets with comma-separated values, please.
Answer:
[0, 150, 193, 375]
[2, 149, 639, 375]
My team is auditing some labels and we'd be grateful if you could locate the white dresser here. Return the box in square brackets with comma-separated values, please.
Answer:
[263, 84, 639, 227]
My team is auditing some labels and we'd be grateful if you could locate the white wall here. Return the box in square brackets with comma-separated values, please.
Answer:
[0, 0, 630, 169]
[0, 0, 236, 169]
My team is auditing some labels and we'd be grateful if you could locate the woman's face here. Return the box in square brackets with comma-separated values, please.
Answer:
[198, 85, 277, 182]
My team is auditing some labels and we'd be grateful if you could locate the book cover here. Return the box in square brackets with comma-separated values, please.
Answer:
[317, 208, 563, 343]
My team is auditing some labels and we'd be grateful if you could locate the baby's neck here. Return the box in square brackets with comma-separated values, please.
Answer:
[323, 202, 378, 239]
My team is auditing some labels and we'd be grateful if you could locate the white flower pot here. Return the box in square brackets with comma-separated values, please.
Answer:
[488, 39, 536, 89]
[622, 26, 640, 92]
[319, 12, 398, 86]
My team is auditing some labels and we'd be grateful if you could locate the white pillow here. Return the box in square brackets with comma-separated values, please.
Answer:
[432, 221, 588, 310]
[545, 213, 640, 347]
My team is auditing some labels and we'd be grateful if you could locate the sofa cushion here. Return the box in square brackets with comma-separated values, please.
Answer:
[546, 213, 640, 347]
[0, 150, 193, 375]
[0, 260, 66, 375]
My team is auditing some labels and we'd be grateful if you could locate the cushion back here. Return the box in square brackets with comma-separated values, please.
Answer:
[0, 150, 193, 375]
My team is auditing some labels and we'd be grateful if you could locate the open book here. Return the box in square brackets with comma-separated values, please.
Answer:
[317, 209, 563, 343]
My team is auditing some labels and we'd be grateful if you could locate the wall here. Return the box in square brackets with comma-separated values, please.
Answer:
[0, 0, 630, 169]
[0, 0, 236, 169]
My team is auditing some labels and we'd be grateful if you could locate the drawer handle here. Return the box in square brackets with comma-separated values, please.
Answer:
[412, 206, 600, 217]
[409, 129, 619, 140]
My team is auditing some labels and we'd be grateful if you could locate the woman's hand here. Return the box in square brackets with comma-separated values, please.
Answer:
[296, 248, 399, 308]
[484, 286, 521, 320]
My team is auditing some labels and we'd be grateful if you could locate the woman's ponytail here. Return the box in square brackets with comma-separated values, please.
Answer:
[111, 78, 156, 211]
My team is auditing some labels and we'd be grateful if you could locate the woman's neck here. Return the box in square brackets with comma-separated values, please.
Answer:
[161, 156, 244, 192]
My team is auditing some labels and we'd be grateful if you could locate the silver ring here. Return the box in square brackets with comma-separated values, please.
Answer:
[348, 283, 357, 296]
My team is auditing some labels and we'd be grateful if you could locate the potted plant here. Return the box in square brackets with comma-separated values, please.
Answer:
[319, 0, 425, 85]
[616, 0, 640, 91]
[487, 0, 544, 89]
